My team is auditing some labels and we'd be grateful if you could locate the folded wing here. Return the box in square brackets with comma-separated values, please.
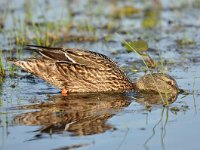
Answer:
[11, 58, 134, 92]
[24, 45, 118, 69]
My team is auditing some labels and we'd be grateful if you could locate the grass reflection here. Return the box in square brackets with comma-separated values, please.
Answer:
[143, 107, 166, 150]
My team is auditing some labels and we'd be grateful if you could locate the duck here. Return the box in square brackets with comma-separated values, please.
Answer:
[10, 45, 180, 95]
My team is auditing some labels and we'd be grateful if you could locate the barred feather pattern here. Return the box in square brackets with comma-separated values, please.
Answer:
[12, 58, 135, 92]
[10, 45, 179, 94]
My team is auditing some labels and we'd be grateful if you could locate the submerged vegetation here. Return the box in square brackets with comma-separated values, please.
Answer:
[112, 6, 140, 18]
[176, 38, 196, 47]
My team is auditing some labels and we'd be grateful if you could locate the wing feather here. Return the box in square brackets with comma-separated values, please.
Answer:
[24, 45, 118, 69]
[55, 62, 134, 92]
[11, 58, 133, 92]
[12, 45, 134, 92]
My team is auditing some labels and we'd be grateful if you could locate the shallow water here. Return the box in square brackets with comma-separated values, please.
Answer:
[0, 0, 200, 150]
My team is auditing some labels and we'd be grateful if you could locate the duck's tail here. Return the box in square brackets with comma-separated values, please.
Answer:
[9, 58, 63, 89]
[9, 58, 41, 75]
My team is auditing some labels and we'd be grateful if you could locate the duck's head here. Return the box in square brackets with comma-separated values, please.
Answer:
[135, 73, 180, 94]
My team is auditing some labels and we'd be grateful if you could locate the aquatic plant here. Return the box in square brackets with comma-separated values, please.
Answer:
[24, 1, 33, 24]
[112, 6, 140, 18]
[123, 40, 158, 68]
[124, 40, 148, 53]
[176, 38, 196, 47]
[123, 39, 173, 105]
[0, 48, 5, 81]
[0, 0, 9, 31]
[142, 9, 161, 29]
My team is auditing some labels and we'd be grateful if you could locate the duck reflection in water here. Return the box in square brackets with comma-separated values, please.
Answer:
[13, 92, 178, 137]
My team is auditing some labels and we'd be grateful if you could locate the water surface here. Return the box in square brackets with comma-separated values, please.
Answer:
[0, 0, 200, 150]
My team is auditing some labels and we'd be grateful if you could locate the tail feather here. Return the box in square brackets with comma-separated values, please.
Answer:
[23, 45, 67, 61]
[9, 59, 38, 74]
[24, 45, 62, 52]
[10, 58, 64, 89]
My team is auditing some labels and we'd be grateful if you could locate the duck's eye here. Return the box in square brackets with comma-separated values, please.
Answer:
[167, 81, 173, 85]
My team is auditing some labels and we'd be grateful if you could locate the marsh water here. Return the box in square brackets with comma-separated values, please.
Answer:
[0, 0, 200, 150]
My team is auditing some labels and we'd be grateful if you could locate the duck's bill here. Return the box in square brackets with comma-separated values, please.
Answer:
[178, 88, 190, 95]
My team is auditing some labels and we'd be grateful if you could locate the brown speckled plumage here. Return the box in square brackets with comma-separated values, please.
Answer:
[11, 45, 179, 94]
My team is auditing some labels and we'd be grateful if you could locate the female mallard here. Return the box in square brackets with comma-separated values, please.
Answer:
[11, 45, 179, 95]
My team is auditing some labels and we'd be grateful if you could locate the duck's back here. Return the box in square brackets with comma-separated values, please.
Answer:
[11, 46, 134, 93]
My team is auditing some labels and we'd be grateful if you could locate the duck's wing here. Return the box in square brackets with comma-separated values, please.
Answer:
[55, 61, 134, 92]
[24, 45, 117, 69]
[11, 58, 134, 92]
[24, 45, 68, 61]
